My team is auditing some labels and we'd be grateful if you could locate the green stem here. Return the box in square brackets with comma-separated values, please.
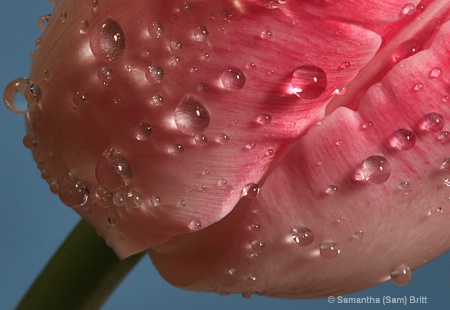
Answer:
[17, 219, 145, 310]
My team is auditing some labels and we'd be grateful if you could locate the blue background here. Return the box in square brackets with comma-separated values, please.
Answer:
[0, 1, 448, 309]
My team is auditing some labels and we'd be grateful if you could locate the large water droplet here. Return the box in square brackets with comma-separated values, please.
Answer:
[242, 183, 260, 198]
[429, 67, 442, 78]
[393, 39, 422, 62]
[189, 219, 202, 231]
[390, 265, 412, 286]
[390, 129, 416, 151]
[174, 95, 210, 135]
[168, 143, 184, 155]
[290, 65, 327, 99]
[354, 155, 391, 184]
[58, 174, 89, 207]
[402, 3, 416, 15]
[221, 68, 246, 91]
[319, 241, 340, 259]
[95, 148, 133, 190]
[90, 18, 126, 62]
[421, 112, 444, 132]
[3, 78, 33, 114]
[292, 227, 314, 246]
[256, 113, 272, 125]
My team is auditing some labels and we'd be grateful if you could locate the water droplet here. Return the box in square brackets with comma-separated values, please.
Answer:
[198, 83, 210, 93]
[413, 83, 423, 92]
[221, 68, 246, 91]
[98, 67, 113, 86]
[146, 66, 165, 83]
[151, 95, 164, 106]
[429, 67, 442, 78]
[38, 14, 51, 31]
[79, 20, 89, 34]
[440, 158, 450, 171]
[194, 134, 208, 145]
[390, 129, 416, 151]
[390, 265, 412, 286]
[353, 230, 364, 238]
[443, 177, 450, 187]
[216, 133, 230, 144]
[93, 186, 113, 207]
[23, 133, 38, 149]
[250, 240, 265, 252]
[334, 140, 343, 146]
[260, 29, 273, 39]
[256, 113, 272, 125]
[174, 95, 210, 135]
[354, 155, 391, 184]
[189, 219, 202, 230]
[58, 174, 89, 207]
[227, 268, 237, 276]
[177, 200, 187, 207]
[108, 217, 117, 226]
[264, 149, 274, 157]
[193, 25, 209, 41]
[73, 91, 88, 106]
[170, 41, 183, 50]
[441, 95, 449, 103]
[244, 142, 256, 150]
[95, 148, 133, 190]
[150, 195, 161, 207]
[333, 85, 347, 96]
[217, 179, 227, 186]
[393, 39, 422, 62]
[428, 206, 443, 216]
[398, 181, 412, 194]
[338, 61, 350, 70]
[242, 183, 260, 198]
[113, 192, 125, 206]
[290, 65, 327, 99]
[43, 69, 50, 81]
[126, 190, 143, 207]
[250, 223, 261, 231]
[402, 3, 416, 15]
[168, 143, 184, 155]
[90, 18, 126, 62]
[134, 122, 152, 141]
[3, 78, 34, 114]
[320, 241, 340, 259]
[292, 227, 314, 246]
[361, 121, 373, 130]
[421, 112, 444, 133]
[325, 185, 339, 195]
[262, 0, 287, 9]
[149, 21, 164, 38]
[60, 11, 67, 23]
[438, 131, 449, 142]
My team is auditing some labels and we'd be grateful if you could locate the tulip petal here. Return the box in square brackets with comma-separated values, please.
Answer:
[150, 18, 450, 297]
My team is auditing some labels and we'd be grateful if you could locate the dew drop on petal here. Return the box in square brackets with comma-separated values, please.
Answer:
[354, 155, 391, 184]
[398, 181, 412, 194]
[58, 174, 89, 207]
[23, 133, 38, 149]
[38, 14, 51, 31]
[73, 91, 88, 106]
[325, 185, 339, 195]
[95, 148, 133, 190]
[93, 186, 113, 207]
[390, 265, 412, 286]
[438, 131, 449, 142]
[98, 67, 113, 85]
[361, 121, 373, 130]
[151, 95, 164, 106]
[126, 190, 143, 208]
[260, 29, 273, 39]
[393, 39, 422, 62]
[150, 195, 161, 207]
[216, 133, 230, 144]
[134, 122, 152, 141]
[421, 112, 444, 133]
[193, 25, 209, 41]
[250, 240, 265, 252]
[402, 3, 416, 15]
[194, 134, 208, 145]
[79, 20, 89, 34]
[429, 67, 442, 78]
[290, 65, 327, 99]
[242, 183, 260, 198]
[256, 113, 272, 125]
[221, 68, 246, 91]
[113, 193, 125, 206]
[90, 18, 126, 62]
[174, 95, 210, 135]
[189, 219, 202, 231]
[149, 21, 164, 38]
[292, 227, 314, 246]
[353, 231, 364, 238]
[3, 78, 32, 114]
[168, 143, 184, 155]
[390, 129, 416, 151]
[319, 241, 340, 259]
[440, 158, 450, 171]
[146, 66, 165, 83]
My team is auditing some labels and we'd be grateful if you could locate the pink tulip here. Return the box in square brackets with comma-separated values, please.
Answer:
[5, 0, 449, 298]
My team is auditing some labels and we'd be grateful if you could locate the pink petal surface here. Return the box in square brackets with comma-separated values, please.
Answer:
[150, 13, 450, 297]
[21, 0, 419, 257]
